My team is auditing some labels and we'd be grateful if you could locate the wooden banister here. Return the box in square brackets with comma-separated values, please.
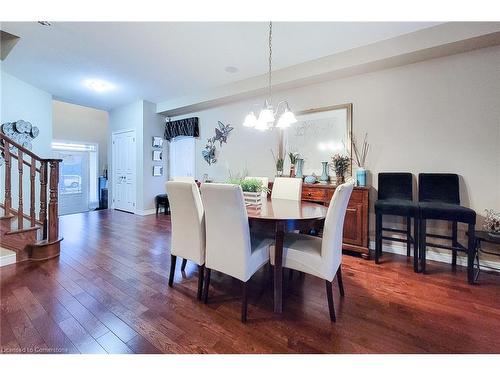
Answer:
[1, 132, 62, 247]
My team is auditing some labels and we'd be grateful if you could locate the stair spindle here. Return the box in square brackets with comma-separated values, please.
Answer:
[30, 158, 36, 226]
[3, 139, 12, 216]
[17, 149, 24, 230]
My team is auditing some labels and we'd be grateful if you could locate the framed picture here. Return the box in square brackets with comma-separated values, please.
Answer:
[153, 165, 163, 176]
[152, 136, 163, 148]
[153, 150, 162, 161]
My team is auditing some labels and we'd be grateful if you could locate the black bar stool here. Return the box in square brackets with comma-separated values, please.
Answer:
[375, 173, 419, 271]
[418, 173, 476, 283]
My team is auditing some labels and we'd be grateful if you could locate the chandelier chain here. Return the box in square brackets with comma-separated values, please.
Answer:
[268, 21, 272, 102]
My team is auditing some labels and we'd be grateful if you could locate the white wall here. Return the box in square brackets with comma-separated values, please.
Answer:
[142, 100, 168, 213]
[53, 100, 109, 173]
[108, 100, 167, 215]
[173, 45, 500, 253]
[1, 69, 53, 215]
[1, 70, 52, 158]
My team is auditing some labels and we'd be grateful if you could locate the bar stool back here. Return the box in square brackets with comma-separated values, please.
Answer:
[375, 173, 419, 271]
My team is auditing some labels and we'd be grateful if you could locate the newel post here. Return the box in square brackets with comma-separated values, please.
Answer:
[3, 140, 12, 216]
[48, 160, 60, 242]
[39, 161, 48, 239]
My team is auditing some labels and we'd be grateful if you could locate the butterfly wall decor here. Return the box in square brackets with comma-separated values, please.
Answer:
[214, 121, 234, 147]
[201, 121, 234, 165]
[202, 137, 217, 166]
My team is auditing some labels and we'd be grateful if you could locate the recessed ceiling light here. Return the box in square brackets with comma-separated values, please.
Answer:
[224, 66, 239, 74]
[84, 79, 114, 93]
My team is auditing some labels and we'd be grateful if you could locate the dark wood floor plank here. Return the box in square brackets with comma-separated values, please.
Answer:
[96, 331, 133, 354]
[1, 289, 47, 353]
[58, 317, 106, 354]
[2, 209, 499, 354]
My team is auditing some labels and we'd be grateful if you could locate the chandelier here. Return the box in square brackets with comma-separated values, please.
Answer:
[243, 22, 297, 131]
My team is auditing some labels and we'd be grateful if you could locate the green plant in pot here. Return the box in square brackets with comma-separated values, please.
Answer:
[271, 149, 284, 177]
[228, 177, 270, 205]
[331, 154, 350, 184]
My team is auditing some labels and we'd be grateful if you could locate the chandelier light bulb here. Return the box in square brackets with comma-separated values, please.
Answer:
[258, 107, 275, 125]
[243, 112, 258, 127]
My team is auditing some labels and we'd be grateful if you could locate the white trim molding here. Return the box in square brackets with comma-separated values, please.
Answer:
[371, 240, 500, 274]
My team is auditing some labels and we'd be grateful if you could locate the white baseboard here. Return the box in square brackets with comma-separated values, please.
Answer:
[135, 208, 157, 216]
[0, 248, 16, 267]
[371, 240, 500, 274]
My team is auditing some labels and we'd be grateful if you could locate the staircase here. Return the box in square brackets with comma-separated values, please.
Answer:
[0, 132, 62, 264]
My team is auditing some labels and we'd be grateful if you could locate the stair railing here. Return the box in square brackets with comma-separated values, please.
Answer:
[0, 132, 61, 243]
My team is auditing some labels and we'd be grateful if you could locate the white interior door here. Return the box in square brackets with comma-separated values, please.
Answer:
[112, 130, 136, 213]
[169, 136, 195, 179]
[55, 150, 90, 215]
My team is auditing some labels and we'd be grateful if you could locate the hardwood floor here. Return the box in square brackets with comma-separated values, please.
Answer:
[1, 209, 499, 354]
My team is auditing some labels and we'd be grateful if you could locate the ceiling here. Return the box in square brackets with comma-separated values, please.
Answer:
[0, 22, 440, 111]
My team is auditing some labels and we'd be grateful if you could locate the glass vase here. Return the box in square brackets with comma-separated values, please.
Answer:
[356, 167, 367, 187]
[320, 161, 329, 183]
[295, 158, 304, 179]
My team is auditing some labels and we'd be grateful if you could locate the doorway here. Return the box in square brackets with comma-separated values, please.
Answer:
[169, 136, 195, 179]
[112, 129, 136, 213]
[52, 141, 98, 216]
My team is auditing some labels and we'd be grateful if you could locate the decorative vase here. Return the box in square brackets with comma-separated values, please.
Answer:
[336, 174, 345, 184]
[290, 164, 295, 178]
[276, 169, 283, 177]
[304, 175, 317, 184]
[295, 158, 304, 179]
[356, 167, 367, 187]
[319, 162, 329, 183]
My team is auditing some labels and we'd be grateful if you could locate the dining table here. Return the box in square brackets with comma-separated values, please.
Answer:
[246, 197, 329, 313]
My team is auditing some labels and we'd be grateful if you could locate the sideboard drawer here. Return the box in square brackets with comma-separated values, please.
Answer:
[302, 187, 327, 202]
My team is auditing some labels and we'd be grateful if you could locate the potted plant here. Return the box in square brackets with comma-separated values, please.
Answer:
[331, 154, 350, 184]
[288, 152, 299, 177]
[229, 177, 270, 206]
[352, 132, 370, 187]
[484, 209, 500, 237]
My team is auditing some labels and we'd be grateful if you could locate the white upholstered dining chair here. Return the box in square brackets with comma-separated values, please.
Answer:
[270, 181, 354, 322]
[172, 176, 195, 183]
[244, 176, 269, 197]
[200, 183, 273, 322]
[271, 177, 302, 201]
[165, 181, 205, 300]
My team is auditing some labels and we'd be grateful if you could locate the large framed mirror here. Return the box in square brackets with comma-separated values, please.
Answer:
[280, 103, 352, 178]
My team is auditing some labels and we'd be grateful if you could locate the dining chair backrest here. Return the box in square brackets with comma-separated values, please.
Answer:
[172, 176, 196, 183]
[165, 181, 205, 265]
[244, 176, 269, 197]
[201, 183, 252, 281]
[321, 181, 354, 280]
[271, 177, 302, 201]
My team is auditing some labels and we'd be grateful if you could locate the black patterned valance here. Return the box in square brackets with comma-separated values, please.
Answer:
[164, 117, 199, 141]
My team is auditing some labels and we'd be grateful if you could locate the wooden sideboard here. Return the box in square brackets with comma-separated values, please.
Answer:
[269, 182, 370, 258]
